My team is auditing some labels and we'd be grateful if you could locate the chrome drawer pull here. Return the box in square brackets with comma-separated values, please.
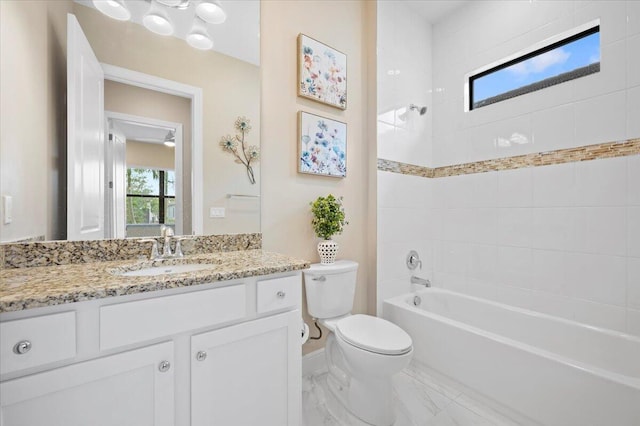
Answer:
[13, 340, 32, 355]
[312, 276, 326, 282]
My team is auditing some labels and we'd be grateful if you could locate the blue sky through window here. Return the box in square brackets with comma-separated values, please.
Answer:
[472, 31, 600, 104]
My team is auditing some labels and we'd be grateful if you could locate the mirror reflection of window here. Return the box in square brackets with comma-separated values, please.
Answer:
[125, 168, 176, 237]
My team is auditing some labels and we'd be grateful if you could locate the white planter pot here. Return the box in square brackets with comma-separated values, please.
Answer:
[317, 239, 338, 265]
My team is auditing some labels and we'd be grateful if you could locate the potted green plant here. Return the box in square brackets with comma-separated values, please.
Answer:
[310, 194, 348, 264]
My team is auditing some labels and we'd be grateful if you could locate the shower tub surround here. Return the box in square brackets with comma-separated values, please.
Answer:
[384, 288, 640, 425]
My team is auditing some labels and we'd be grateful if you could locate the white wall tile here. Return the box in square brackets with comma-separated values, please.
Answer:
[496, 208, 533, 247]
[629, 0, 640, 36]
[531, 208, 578, 251]
[496, 246, 533, 289]
[497, 168, 533, 207]
[628, 257, 640, 309]
[574, 90, 627, 147]
[574, 1, 627, 44]
[565, 253, 627, 306]
[628, 155, 640, 205]
[531, 249, 570, 295]
[469, 172, 498, 208]
[628, 34, 640, 88]
[574, 157, 627, 206]
[626, 309, 640, 336]
[468, 244, 498, 284]
[628, 206, 640, 257]
[573, 207, 627, 256]
[378, 208, 430, 244]
[531, 104, 575, 154]
[377, 171, 431, 209]
[468, 208, 497, 245]
[627, 86, 640, 138]
[532, 163, 576, 207]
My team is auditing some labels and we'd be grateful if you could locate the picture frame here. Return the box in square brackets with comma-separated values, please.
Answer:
[297, 34, 347, 110]
[298, 111, 347, 178]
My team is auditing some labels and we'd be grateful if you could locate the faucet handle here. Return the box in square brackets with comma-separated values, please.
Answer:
[174, 238, 186, 258]
[406, 250, 422, 270]
[140, 239, 160, 260]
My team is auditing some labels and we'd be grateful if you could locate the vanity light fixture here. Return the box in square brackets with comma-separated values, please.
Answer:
[143, 0, 174, 36]
[196, 0, 227, 24]
[187, 17, 214, 50]
[92, 0, 131, 21]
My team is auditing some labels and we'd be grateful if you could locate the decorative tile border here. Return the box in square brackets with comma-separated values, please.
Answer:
[378, 138, 640, 179]
[1, 233, 262, 269]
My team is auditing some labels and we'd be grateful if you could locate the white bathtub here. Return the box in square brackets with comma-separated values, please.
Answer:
[384, 288, 640, 426]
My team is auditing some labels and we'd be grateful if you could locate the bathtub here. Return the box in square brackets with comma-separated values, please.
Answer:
[384, 288, 640, 426]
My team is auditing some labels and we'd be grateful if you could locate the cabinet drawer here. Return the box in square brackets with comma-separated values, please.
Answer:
[100, 284, 246, 350]
[0, 311, 76, 375]
[256, 275, 300, 314]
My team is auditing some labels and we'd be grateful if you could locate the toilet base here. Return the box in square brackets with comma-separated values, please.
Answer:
[324, 334, 398, 426]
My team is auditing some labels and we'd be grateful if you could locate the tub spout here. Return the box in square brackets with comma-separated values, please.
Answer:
[410, 276, 431, 287]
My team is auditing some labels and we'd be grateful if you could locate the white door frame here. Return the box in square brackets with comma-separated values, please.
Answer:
[101, 64, 203, 235]
[106, 111, 184, 236]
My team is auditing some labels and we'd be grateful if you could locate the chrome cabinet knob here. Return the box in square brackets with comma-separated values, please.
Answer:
[276, 291, 286, 298]
[158, 360, 171, 372]
[13, 340, 31, 355]
[196, 351, 207, 362]
[312, 275, 326, 282]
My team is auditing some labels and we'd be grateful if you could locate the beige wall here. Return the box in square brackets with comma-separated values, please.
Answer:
[261, 0, 377, 354]
[74, 4, 260, 236]
[126, 141, 175, 171]
[0, 0, 71, 241]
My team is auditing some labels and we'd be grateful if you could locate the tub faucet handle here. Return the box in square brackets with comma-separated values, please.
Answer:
[406, 250, 422, 270]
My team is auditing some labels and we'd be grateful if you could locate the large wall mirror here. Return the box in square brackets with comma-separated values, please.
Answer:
[0, 0, 260, 242]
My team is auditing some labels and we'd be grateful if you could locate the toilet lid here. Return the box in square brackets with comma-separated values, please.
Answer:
[336, 315, 412, 355]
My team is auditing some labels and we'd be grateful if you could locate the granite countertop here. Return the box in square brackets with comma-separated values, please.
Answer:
[0, 250, 310, 313]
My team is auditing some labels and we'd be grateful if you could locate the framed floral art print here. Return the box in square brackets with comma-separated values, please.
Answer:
[297, 34, 347, 110]
[298, 111, 347, 178]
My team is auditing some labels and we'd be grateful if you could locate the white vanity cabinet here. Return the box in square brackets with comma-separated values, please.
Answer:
[0, 271, 302, 426]
[1, 341, 174, 426]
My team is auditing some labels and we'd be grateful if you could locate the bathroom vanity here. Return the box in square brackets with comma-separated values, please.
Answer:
[0, 248, 308, 426]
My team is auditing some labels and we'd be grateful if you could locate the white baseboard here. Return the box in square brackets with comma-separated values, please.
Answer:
[302, 348, 326, 376]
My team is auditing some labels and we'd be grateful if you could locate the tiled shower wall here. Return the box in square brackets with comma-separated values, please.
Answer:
[377, 1, 640, 335]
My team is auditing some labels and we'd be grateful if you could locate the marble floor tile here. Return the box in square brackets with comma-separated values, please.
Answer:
[302, 361, 521, 426]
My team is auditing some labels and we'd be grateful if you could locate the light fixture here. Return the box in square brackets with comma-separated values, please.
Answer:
[187, 17, 214, 50]
[196, 0, 227, 24]
[164, 130, 176, 147]
[92, 0, 131, 21]
[143, 0, 174, 36]
[91, 0, 226, 51]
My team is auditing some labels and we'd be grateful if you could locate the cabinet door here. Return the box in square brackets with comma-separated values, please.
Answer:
[0, 341, 174, 426]
[191, 310, 301, 426]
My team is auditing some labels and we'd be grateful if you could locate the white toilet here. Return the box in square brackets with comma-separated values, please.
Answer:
[304, 260, 413, 426]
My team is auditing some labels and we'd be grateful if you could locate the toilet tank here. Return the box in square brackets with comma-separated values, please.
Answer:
[303, 260, 358, 319]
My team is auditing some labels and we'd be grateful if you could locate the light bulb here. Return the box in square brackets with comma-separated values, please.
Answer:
[92, 0, 131, 21]
[187, 17, 214, 50]
[196, 0, 226, 24]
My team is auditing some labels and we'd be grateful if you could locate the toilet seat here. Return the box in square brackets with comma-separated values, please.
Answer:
[335, 314, 412, 356]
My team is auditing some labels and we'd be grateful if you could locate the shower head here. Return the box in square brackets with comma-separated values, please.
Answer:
[409, 104, 428, 115]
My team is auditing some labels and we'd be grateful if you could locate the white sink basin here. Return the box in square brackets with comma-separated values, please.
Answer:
[120, 263, 215, 277]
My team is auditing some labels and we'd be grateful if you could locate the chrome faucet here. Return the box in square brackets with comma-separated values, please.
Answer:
[162, 226, 174, 258]
[410, 276, 431, 287]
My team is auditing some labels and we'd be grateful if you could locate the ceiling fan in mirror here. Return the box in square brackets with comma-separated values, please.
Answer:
[92, 0, 226, 50]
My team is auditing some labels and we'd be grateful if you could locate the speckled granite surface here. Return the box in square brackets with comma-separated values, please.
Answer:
[1, 233, 262, 269]
[0, 250, 310, 313]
